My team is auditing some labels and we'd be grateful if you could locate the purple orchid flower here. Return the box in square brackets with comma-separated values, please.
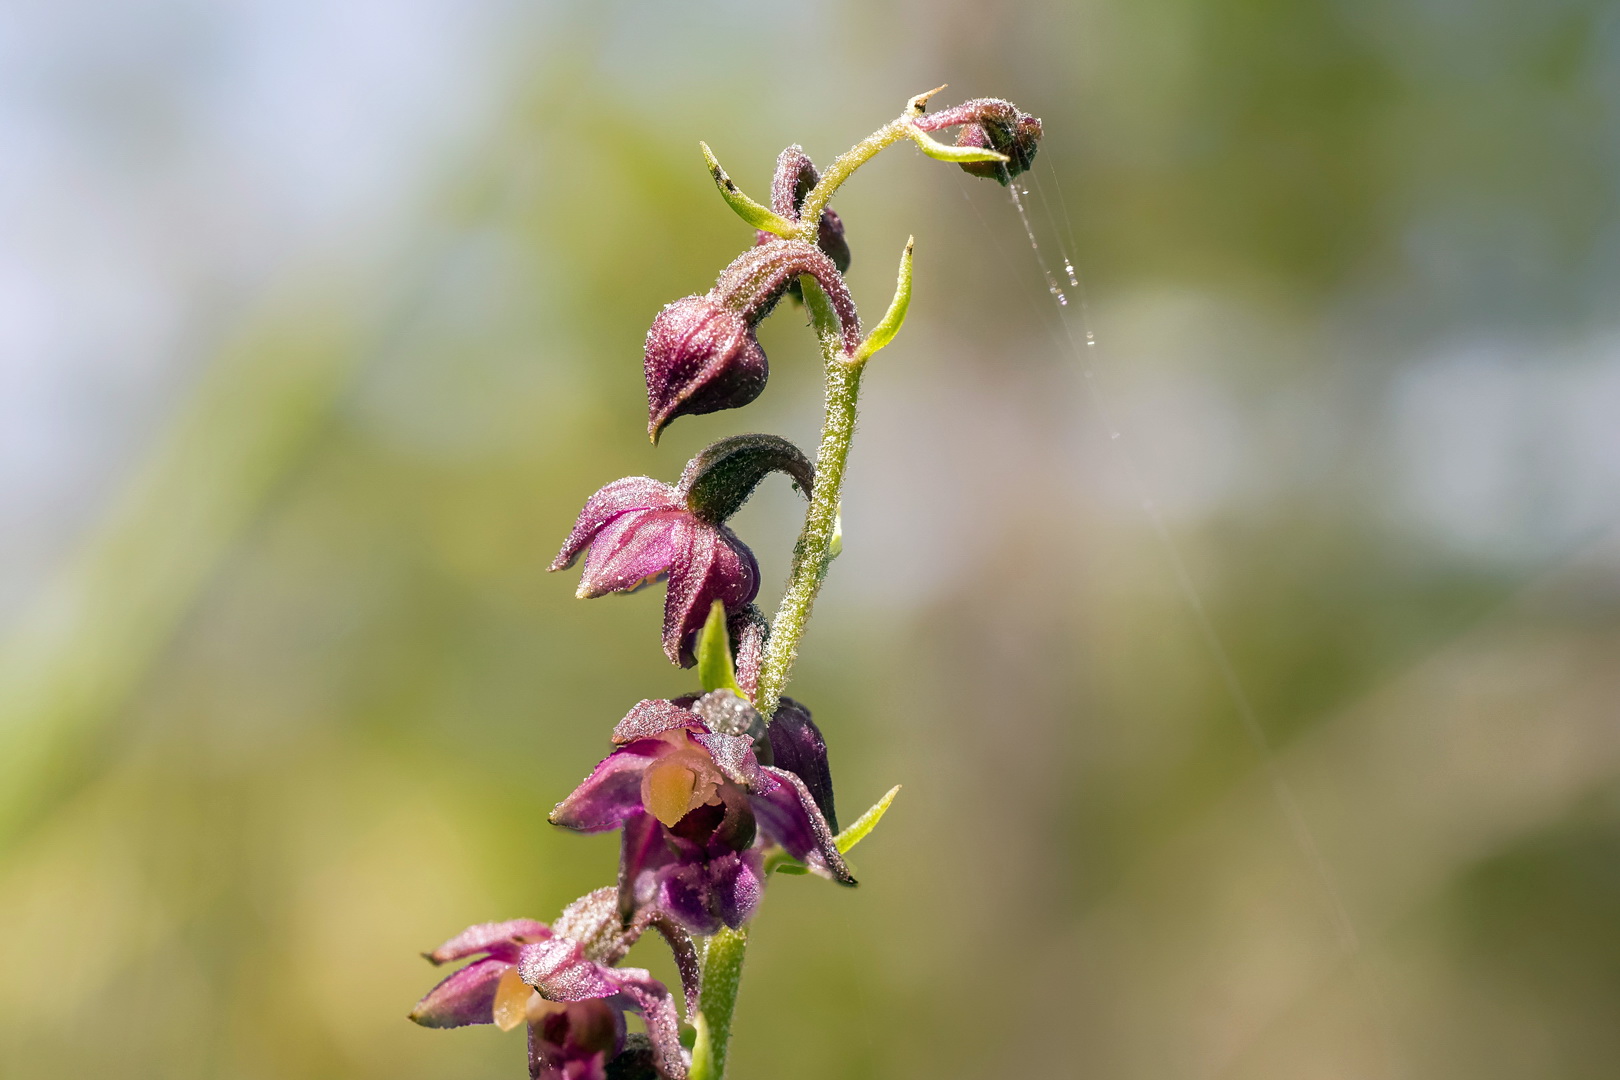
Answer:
[549, 692, 853, 935]
[550, 475, 758, 667]
[551, 436, 813, 668]
[409, 890, 698, 1080]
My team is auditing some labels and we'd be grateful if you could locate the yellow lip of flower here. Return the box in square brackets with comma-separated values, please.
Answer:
[492, 967, 537, 1032]
[640, 732, 724, 827]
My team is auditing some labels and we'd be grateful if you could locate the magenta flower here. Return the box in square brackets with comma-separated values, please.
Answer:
[644, 239, 861, 441]
[409, 890, 696, 1080]
[550, 475, 757, 666]
[914, 97, 1043, 183]
[551, 436, 813, 667]
[550, 693, 853, 935]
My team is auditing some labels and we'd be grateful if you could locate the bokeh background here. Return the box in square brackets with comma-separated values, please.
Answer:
[5, 1, 1620, 1077]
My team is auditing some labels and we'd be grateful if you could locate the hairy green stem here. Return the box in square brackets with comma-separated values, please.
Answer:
[689, 927, 749, 1080]
[756, 285, 862, 720]
[794, 87, 942, 243]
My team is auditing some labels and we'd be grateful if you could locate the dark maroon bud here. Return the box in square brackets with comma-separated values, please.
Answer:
[676, 433, 814, 524]
[645, 240, 860, 441]
[753, 145, 851, 291]
[914, 98, 1043, 184]
[643, 296, 767, 444]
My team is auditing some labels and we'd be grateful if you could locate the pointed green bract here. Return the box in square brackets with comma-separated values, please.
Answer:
[853, 238, 914, 364]
[701, 142, 798, 237]
[905, 126, 1009, 165]
[836, 784, 900, 854]
[765, 784, 900, 876]
[696, 599, 743, 695]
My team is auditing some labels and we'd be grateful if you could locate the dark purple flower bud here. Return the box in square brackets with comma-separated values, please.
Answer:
[914, 98, 1043, 183]
[549, 693, 854, 934]
[409, 895, 693, 1080]
[753, 145, 851, 293]
[553, 437, 811, 666]
[645, 239, 861, 440]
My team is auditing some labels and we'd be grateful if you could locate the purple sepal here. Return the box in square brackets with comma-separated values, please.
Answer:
[519, 938, 621, 1002]
[550, 743, 671, 833]
[425, 919, 552, 964]
[766, 698, 837, 831]
[663, 521, 759, 667]
[612, 699, 703, 744]
[550, 477, 681, 574]
[409, 956, 511, 1028]
[751, 765, 854, 885]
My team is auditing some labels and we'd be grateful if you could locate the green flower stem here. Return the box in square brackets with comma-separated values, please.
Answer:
[689, 926, 749, 1080]
[756, 281, 863, 720]
[794, 87, 944, 243]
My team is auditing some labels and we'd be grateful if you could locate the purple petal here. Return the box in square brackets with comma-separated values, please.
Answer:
[690, 731, 762, 790]
[608, 970, 689, 1080]
[408, 957, 511, 1028]
[662, 523, 760, 667]
[551, 477, 680, 572]
[550, 745, 668, 833]
[709, 848, 765, 930]
[657, 862, 723, 936]
[751, 765, 854, 885]
[518, 938, 620, 1003]
[612, 699, 705, 745]
[766, 698, 837, 832]
[425, 919, 552, 964]
[577, 509, 685, 598]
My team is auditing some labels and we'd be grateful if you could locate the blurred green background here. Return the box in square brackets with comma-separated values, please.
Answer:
[4, 1, 1620, 1077]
